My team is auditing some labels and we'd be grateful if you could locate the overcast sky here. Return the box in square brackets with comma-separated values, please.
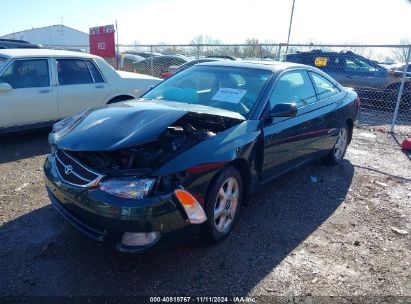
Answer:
[1, 0, 410, 44]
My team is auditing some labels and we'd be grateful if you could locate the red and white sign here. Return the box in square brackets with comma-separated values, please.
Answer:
[89, 24, 115, 58]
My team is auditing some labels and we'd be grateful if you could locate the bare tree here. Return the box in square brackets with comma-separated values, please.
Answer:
[391, 38, 411, 63]
[261, 39, 277, 58]
[339, 42, 374, 59]
[190, 35, 221, 45]
[190, 35, 223, 57]
[243, 38, 260, 58]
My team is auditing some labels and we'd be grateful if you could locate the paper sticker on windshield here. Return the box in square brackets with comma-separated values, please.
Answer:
[315, 57, 328, 67]
[211, 88, 247, 103]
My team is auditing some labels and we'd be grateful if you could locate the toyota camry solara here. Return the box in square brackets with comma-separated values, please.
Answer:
[44, 61, 359, 252]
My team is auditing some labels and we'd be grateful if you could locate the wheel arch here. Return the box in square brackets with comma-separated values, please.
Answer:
[228, 139, 263, 203]
[216, 154, 259, 205]
[345, 118, 354, 144]
[230, 158, 252, 202]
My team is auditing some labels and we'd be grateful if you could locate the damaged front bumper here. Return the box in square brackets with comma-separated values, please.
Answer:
[44, 154, 201, 253]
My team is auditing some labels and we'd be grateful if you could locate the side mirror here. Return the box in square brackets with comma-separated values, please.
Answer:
[0, 82, 13, 92]
[269, 103, 297, 117]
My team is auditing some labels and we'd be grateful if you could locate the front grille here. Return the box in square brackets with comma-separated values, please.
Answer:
[55, 150, 103, 187]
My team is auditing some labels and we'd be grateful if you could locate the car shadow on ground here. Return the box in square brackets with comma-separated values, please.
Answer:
[0, 160, 354, 296]
[0, 129, 50, 164]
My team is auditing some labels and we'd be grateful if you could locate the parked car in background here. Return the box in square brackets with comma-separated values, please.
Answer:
[122, 53, 145, 63]
[206, 55, 237, 60]
[119, 53, 146, 72]
[286, 50, 411, 109]
[44, 61, 359, 252]
[132, 55, 189, 77]
[388, 62, 411, 76]
[0, 49, 161, 133]
[125, 51, 163, 58]
[160, 57, 235, 78]
[0, 38, 41, 49]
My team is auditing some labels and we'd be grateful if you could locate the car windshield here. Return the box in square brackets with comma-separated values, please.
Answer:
[143, 65, 272, 116]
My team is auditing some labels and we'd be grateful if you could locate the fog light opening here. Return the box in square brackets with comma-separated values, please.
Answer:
[121, 231, 161, 247]
[174, 189, 207, 224]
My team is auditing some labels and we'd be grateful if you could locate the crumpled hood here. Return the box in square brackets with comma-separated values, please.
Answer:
[51, 100, 245, 151]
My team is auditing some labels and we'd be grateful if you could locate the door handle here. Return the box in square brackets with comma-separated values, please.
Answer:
[346, 75, 353, 79]
[95, 84, 105, 89]
[39, 89, 51, 93]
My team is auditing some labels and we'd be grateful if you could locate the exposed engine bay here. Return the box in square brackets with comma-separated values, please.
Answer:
[70, 112, 240, 176]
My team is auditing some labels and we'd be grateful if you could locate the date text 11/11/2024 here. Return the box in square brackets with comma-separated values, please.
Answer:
[149, 296, 257, 303]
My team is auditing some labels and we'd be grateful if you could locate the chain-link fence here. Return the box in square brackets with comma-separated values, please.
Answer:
[46, 43, 411, 134]
[281, 44, 411, 134]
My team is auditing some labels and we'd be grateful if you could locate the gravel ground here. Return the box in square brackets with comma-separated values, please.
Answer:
[0, 127, 410, 301]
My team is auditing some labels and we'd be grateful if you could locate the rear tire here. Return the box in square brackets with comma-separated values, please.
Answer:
[202, 166, 243, 242]
[322, 124, 350, 166]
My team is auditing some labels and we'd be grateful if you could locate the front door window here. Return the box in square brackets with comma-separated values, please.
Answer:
[0, 59, 49, 89]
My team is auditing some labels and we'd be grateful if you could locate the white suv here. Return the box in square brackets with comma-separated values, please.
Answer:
[0, 49, 161, 133]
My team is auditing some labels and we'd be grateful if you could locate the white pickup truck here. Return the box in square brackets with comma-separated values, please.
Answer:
[0, 49, 161, 133]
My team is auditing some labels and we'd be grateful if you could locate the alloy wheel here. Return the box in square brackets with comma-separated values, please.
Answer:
[334, 127, 348, 161]
[213, 177, 239, 233]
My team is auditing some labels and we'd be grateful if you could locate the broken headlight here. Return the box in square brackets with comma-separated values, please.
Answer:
[99, 178, 155, 199]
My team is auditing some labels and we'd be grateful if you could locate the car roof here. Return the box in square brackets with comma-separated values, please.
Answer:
[0, 38, 31, 43]
[0, 48, 98, 59]
[0, 38, 41, 48]
[188, 58, 224, 63]
[197, 60, 307, 72]
[140, 54, 187, 60]
[288, 50, 358, 57]
[161, 55, 189, 59]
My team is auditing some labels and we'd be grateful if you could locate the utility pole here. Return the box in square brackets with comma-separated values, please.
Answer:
[284, 0, 296, 57]
[115, 20, 119, 70]
[391, 46, 411, 132]
[61, 17, 65, 49]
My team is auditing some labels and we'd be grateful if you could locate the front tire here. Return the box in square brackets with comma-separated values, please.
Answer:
[202, 166, 243, 242]
[323, 125, 350, 166]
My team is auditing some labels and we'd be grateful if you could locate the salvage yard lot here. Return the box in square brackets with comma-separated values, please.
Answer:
[0, 127, 410, 297]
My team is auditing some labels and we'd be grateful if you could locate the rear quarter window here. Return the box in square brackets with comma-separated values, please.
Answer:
[310, 72, 340, 100]
[86, 60, 105, 83]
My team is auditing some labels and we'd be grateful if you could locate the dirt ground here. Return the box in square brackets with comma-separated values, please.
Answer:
[0, 127, 410, 301]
